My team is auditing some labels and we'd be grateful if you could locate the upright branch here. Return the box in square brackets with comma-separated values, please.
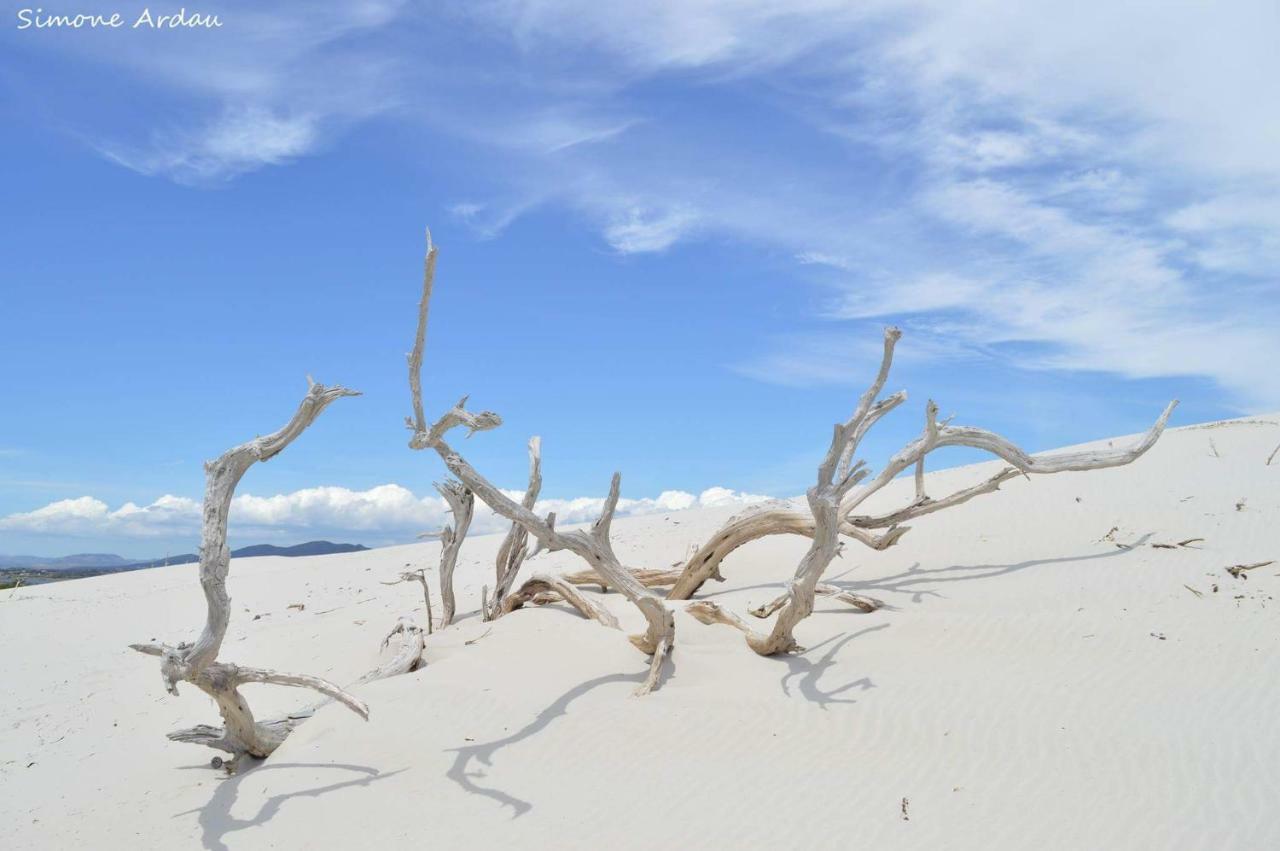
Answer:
[484, 436, 542, 621]
[433, 478, 474, 628]
[405, 230, 674, 695]
[689, 327, 1176, 656]
[130, 380, 366, 760]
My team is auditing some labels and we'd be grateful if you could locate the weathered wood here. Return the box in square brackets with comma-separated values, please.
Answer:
[688, 328, 1176, 656]
[561, 566, 684, 592]
[406, 230, 673, 694]
[130, 379, 367, 759]
[357, 617, 426, 684]
[485, 437, 542, 621]
[433, 479, 474, 628]
[501, 574, 620, 629]
[749, 584, 883, 618]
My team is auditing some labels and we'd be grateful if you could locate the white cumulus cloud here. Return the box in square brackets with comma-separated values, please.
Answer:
[0, 483, 771, 542]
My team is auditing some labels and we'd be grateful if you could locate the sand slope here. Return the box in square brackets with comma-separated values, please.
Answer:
[2, 415, 1278, 849]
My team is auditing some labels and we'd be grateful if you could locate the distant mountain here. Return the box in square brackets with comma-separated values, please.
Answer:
[120, 540, 370, 569]
[0, 541, 370, 587]
[0, 553, 131, 569]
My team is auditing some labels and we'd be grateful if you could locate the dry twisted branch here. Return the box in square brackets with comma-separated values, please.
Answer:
[130, 379, 367, 759]
[406, 230, 674, 695]
[688, 327, 1176, 655]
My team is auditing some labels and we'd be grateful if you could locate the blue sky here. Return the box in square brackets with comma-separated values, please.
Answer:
[1, 1, 1275, 557]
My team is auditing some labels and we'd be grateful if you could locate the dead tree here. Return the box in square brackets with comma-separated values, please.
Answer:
[406, 231, 673, 695]
[131, 379, 368, 760]
[432, 478, 474, 628]
[483, 436, 542, 621]
[688, 327, 1177, 654]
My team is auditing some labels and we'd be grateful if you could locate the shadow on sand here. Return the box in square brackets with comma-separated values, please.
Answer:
[443, 671, 644, 817]
[175, 761, 406, 851]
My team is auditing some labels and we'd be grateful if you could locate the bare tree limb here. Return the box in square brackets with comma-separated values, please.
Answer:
[500, 574, 621, 629]
[405, 231, 673, 694]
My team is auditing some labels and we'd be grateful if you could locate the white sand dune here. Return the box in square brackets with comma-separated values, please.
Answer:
[2, 415, 1278, 849]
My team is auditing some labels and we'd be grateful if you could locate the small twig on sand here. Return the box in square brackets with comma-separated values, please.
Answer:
[1152, 538, 1205, 550]
[464, 627, 493, 646]
[1226, 561, 1275, 579]
[1266, 442, 1279, 466]
[1183, 584, 1203, 598]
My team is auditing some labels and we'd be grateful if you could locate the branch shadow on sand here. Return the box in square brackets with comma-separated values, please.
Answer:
[175, 761, 406, 851]
[827, 535, 1154, 603]
[444, 671, 644, 818]
[775, 623, 888, 709]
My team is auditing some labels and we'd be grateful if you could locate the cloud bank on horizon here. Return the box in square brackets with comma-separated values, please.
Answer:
[0, 483, 772, 548]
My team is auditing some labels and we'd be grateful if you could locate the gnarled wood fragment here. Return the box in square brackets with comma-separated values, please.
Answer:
[357, 617, 426, 684]
[501, 574, 620, 629]
[130, 379, 366, 760]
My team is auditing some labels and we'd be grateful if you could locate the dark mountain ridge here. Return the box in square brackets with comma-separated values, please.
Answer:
[0, 541, 370, 587]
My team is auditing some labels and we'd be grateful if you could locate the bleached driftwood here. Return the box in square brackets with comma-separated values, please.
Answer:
[500, 574, 621, 630]
[561, 566, 684, 592]
[667, 508, 907, 600]
[749, 584, 883, 618]
[432, 479, 474, 628]
[356, 617, 426, 684]
[130, 379, 367, 759]
[405, 230, 674, 694]
[483, 436, 542, 621]
[688, 328, 1177, 655]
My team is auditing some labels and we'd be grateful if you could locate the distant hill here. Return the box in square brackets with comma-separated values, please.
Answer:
[0, 541, 370, 587]
[119, 541, 370, 569]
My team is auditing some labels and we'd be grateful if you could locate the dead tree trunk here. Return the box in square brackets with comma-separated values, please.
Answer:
[405, 230, 673, 694]
[131, 379, 367, 760]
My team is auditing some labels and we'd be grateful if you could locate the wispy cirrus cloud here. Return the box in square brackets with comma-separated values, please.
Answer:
[10, 0, 1280, 404]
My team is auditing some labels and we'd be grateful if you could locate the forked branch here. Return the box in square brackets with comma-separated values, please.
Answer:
[688, 327, 1175, 656]
[405, 230, 674, 694]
